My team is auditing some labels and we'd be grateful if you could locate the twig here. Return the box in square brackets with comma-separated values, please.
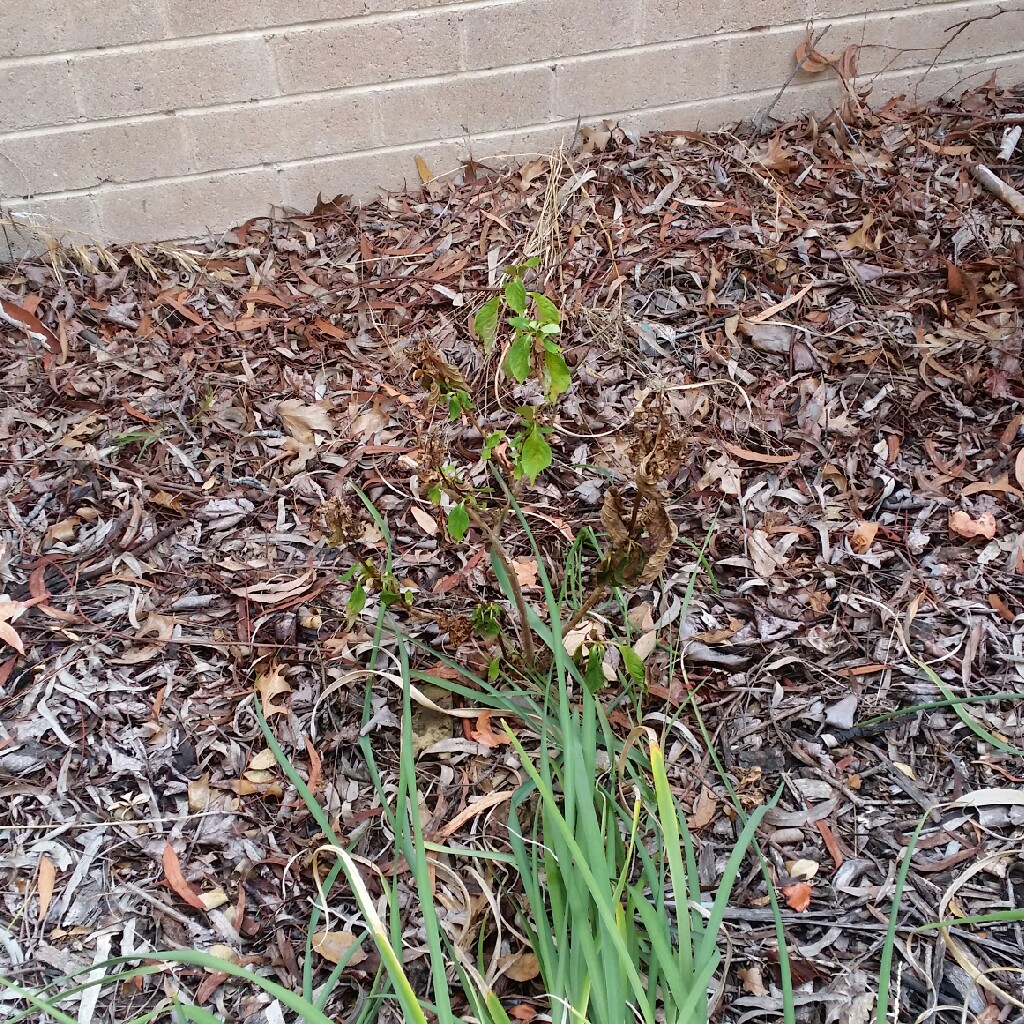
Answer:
[756, 26, 831, 134]
[970, 164, 1024, 217]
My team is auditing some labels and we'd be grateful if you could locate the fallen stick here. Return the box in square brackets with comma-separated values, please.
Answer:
[971, 163, 1024, 217]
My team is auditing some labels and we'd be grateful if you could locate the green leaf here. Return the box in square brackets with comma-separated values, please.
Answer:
[426, 483, 441, 504]
[346, 581, 366, 618]
[529, 291, 561, 326]
[504, 332, 532, 382]
[539, 322, 561, 335]
[504, 277, 527, 315]
[619, 644, 646, 687]
[519, 427, 552, 485]
[448, 501, 470, 542]
[448, 393, 462, 420]
[482, 429, 505, 462]
[473, 296, 501, 353]
[544, 348, 571, 401]
[584, 645, 606, 693]
[487, 657, 501, 682]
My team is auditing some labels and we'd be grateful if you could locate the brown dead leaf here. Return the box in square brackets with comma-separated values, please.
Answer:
[410, 505, 438, 536]
[161, 842, 207, 910]
[469, 710, 512, 749]
[276, 399, 335, 444]
[989, 594, 1015, 622]
[795, 34, 840, 73]
[1014, 449, 1024, 489]
[781, 880, 813, 911]
[312, 930, 367, 966]
[37, 854, 56, 922]
[502, 951, 541, 983]
[836, 213, 881, 253]
[257, 662, 293, 718]
[739, 965, 769, 996]
[0, 596, 42, 655]
[949, 509, 997, 540]
[415, 155, 434, 184]
[851, 520, 880, 554]
[512, 557, 538, 588]
[689, 785, 717, 830]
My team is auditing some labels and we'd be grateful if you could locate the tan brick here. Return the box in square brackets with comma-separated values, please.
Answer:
[281, 125, 577, 215]
[164, 0, 476, 36]
[832, 3, 1024, 73]
[0, 117, 189, 197]
[72, 38, 277, 119]
[0, 61, 78, 132]
[641, 1, 726, 43]
[722, 26, 807, 95]
[555, 40, 728, 120]
[1, 1, 166, 58]
[2, 194, 102, 261]
[271, 13, 461, 94]
[281, 143, 456, 212]
[811, 0, 962, 16]
[377, 66, 553, 147]
[461, 0, 640, 70]
[185, 93, 378, 173]
[643, 0, 809, 43]
[97, 167, 284, 242]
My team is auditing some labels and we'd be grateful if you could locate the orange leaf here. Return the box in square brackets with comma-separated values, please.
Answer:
[0, 297, 60, 351]
[949, 509, 997, 540]
[162, 841, 207, 910]
[37, 855, 56, 922]
[470, 710, 512, 749]
[850, 520, 879, 554]
[781, 880, 813, 912]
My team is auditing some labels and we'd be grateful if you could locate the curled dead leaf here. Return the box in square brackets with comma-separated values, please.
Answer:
[276, 399, 335, 444]
[781, 880, 813, 912]
[795, 35, 840, 73]
[850, 520, 880, 554]
[257, 662, 292, 718]
[949, 509, 997, 540]
[470, 710, 512, 749]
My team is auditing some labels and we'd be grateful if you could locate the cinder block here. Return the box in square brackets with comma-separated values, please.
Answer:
[164, 0, 476, 36]
[642, 0, 810, 43]
[281, 141, 464, 212]
[71, 38, 277, 119]
[555, 40, 729, 120]
[271, 13, 461, 94]
[376, 66, 554, 147]
[0, 61, 79, 132]
[185, 93, 378, 173]
[722, 26, 808, 94]
[0, 117, 189, 197]
[97, 167, 284, 242]
[641, 0, 726, 43]
[1, 1, 165, 57]
[1, 194, 102, 261]
[461, 0, 640, 71]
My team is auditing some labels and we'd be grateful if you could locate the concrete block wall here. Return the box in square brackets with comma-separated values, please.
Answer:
[1, 0, 1022, 251]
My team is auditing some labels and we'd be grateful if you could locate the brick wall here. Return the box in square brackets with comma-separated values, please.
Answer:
[1, 0, 1022, 253]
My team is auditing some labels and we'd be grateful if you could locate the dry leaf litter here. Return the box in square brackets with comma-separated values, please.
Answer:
[2, 78, 1024, 1023]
